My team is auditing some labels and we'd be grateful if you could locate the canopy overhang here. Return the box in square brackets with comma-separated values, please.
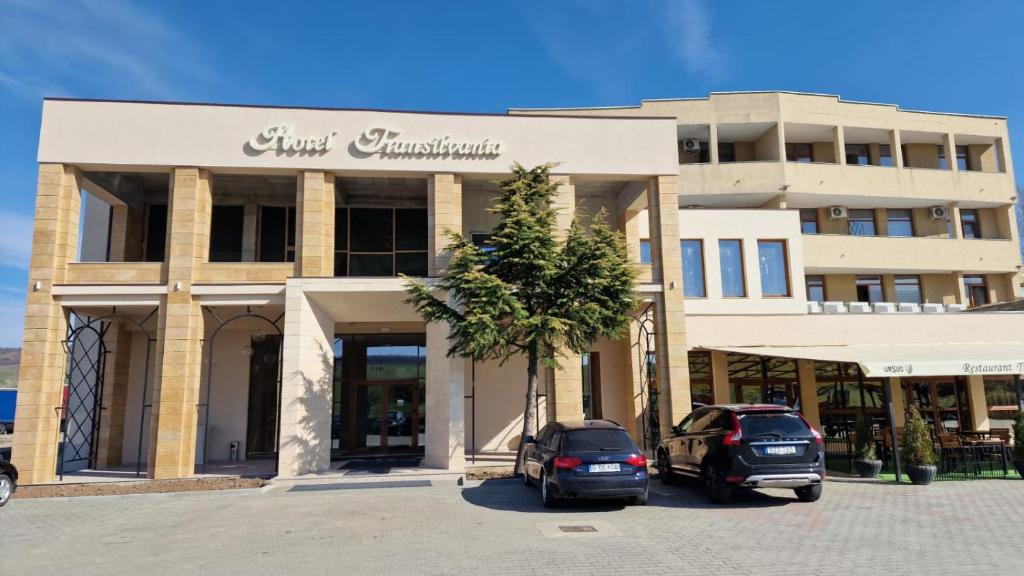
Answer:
[702, 343, 1024, 378]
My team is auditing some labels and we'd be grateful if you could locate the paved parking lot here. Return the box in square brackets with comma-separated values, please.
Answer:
[3, 476, 1023, 575]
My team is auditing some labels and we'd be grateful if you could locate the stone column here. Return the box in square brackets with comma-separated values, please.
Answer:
[242, 204, 258, 262]
[297, 171, 335, 277]
[948, 202, 962, 239]
[11, 164, 82, 484]
[944, 133, 958, 172]
[708, 124, 719, 164]
[889, 378, 906, 428]
[277, 285, 334, 476]
[148, 168, 211, 480]
[423, 173, 466, 470]
[797, 360, 821, 431]
[890, 130, 904, 168]
[966, 375, 990, 431]
[549, 175, 585, 423]
[833, 126, 846, 166]
[427, 173, 462, 277]
[710, 351, 730, 404]
[95, 324, 133, 467]
[647, 175, 691, 439]
[620, 319, 646, 440]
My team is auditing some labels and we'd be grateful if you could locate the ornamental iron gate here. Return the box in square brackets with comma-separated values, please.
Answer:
[633, 303, 659, 454]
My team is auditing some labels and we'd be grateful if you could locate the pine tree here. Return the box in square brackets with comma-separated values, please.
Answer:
[405, 163, 637, 473]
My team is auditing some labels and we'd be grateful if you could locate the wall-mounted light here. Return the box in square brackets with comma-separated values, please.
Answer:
[669, 280, 677, 290]
[32, 281, 42, 292]
[173, 281, 182, 292]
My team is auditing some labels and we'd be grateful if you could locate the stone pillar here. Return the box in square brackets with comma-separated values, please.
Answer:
[953, 272, 968, 305]
[427, 173, 462, 276]
[647, 175, 691, 439]
[297, 171, 335, 277]
[833, 126, 846, 166]
[108, 204, 128, 262]
[148, 168, 211, 480]
[95, 324, 133, 467]
[11, 164, 82, 484]
[889, 378, 906, 428]
[710, 351, 730, 404]
[277, 286, 334, 476]
[966, 375, 990, 431]
[620, 317, 646, 441]
[424, 317, 466, 471]
[944, 133, 958, 172]
[948, 202, 962, 239]
[242, 204, 258, 262]
[708, 124, 719, 164]
[797, 360, 821, 431]
[549, 175, 585, 423]
[891, 130, 904, 168]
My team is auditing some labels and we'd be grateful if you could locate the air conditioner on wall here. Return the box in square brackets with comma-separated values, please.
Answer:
[929, 206, 949, 220]
[828, 206, 848, 220]
[682, 139, 702, 152]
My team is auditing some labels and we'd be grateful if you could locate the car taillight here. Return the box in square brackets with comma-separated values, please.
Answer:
[722, 412, 743, 446]
[725, 474, 745, 484]
[798, 413, 825, 445]
[625, 454, 647, 468]
[553, 456, 582, 470]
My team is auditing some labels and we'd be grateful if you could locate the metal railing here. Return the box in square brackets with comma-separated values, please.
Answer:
[824, 436, 1018, 480]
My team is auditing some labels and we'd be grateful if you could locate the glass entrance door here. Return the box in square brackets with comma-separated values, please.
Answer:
[903, 378, 971, 433]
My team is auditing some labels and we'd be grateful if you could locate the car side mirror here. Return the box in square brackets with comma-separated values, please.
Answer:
[523, 435, 536, 445]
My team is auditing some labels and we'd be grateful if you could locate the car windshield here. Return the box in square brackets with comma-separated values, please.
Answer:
[563, 429, 634, 452]
[739, 412, 810, 438]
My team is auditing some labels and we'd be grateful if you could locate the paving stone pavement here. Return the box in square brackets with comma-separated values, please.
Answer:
[2, 476, 1023, 575]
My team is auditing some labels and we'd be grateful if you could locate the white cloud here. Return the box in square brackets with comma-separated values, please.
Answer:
[0, 210, 34, 269]
[662, 0, 726, 79]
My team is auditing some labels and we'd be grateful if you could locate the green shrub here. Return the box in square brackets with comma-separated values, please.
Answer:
[1013, 411, 1024, 461]
[853, 416, 876, 461]
[902, 405, 935, 467]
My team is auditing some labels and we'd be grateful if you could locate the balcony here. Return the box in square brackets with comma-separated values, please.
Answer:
[802, 234, 1021, 274]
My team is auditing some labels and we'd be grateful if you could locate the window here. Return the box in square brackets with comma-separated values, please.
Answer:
[937, 145, 948, 170]
[799, 209, 819, 234]
[581, 352, 602, 420]
[717, 142, 736, 163]
[879, 145, 893, 167]
[718, 239, 746, 297]
[848, 209, 877, 236]
[855, 275, 884, 303]
[894, 275, 922, 304]
[805, 275, 825, 303]
[886, 209, 914, 237]
[688, 352, 713, 405]
[757, 240, 790, 297]
[639, 239, 651, 264]
[983, 377, 1019, 426]
[955, 145, 971, 171]
[143, 204, 167, 262]
[336, 207, 428, 277]
[258, 206, 296, 263]
[785, 143, 813, 163]
[680, 239, 706, 297]
[845, 144, 870, 165]
[960, 209, 981, 239]
[209, 205, 244, 262]
[963, 275, 989, 308]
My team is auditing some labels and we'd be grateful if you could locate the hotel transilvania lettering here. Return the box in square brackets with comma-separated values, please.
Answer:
[248, 124, 338, 154]
[353, 125, 503, 158]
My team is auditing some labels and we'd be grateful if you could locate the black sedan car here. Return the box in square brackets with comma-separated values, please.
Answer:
[656, 404, 825, 504]
[521, 420, 649, 507]
[0, 457, 17, 507]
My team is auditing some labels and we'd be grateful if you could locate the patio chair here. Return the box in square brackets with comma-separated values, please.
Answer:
[938, 433, 966, 474]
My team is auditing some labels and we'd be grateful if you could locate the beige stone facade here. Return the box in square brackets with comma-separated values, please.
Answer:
[10, 93, 1024, 484]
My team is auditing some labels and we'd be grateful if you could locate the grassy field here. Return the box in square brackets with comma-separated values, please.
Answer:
[0, 364, 17, 388]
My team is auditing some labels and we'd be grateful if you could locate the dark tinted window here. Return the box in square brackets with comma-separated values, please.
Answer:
[350, 208, 393, 252]
[350, 254, 393, 276]
[395, 209, 427, 250]
[396, 252, 427, 276]
[259, 206, 286, 262]
[144, 204, 167, 262]
[563, 429, 634, 452]
[739, 412, 810, 437]
[209, 205, 244, 262]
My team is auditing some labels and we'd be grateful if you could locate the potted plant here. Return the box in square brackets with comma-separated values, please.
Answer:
[1012, 410, 1024, 478]
[852, 416, 882, 478]
[902, 406, 937, 485]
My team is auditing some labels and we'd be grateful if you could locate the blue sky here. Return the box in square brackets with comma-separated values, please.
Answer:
[0, 0, 1022, 346]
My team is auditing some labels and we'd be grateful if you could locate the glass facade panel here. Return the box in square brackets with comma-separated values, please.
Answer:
[848, 209, 877, 236]
[960, 209, 981, 239]
[786, 143, 813, 162]
[681, 240, 706, 297]
[886, 209, 913, 237]
[350, 208, 393, 252]
[799, 209, 818, 234]
[845, 144, 870, 165]
[209, 205, 245, 262]
[879, 144, 893, 167]
[336, 207, 427, 277]
[805, 275, 825, 303]
[757, 240, 789, 297]
[718, 239, 745, 297]
[894, 275, 922, 304]
[855, 275, 884, 303]
[350, 254, 394, 276]
[639, 239, 651, 264]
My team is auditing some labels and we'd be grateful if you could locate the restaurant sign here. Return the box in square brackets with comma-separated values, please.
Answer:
[867, 360, 1024, 377]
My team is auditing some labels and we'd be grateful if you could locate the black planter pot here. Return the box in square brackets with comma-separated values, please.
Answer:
[854, 459, 883, 479]
[906, 464, 937, 485]
[1014, 459, 1024, 478]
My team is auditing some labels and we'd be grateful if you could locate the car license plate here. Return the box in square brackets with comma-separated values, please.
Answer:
[588, 463, 620, 473]
[764, 445, 797, 456]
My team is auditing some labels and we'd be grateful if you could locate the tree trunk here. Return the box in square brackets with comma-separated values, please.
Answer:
[513, 345, 539, 475]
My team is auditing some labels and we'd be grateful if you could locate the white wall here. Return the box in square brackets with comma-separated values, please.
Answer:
[465, 354, 548, 453]
[121, 331, 155, 467]
[78, 191, 111, 262]
[196, 329, 252, 463]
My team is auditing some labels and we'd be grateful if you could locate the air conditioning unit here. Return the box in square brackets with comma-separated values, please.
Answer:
[929, 206, 949, 220]
[681, 139, 702, 152]
[828, 206, 848, 220]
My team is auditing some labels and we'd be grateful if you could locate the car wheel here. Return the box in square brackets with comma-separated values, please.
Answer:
[541, 469, 558, 508]
[794, 484, 823, 502]
[629, 486, 649, 506]
[0, 474, 13, 507]
[657, 450, 676, 485]
[703, 467, 733, 505]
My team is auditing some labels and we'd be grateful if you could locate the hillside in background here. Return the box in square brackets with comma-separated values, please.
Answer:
[0, 348, 20, 388]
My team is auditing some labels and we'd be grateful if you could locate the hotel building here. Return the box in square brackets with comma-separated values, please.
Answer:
[11, 92, 1024, 484]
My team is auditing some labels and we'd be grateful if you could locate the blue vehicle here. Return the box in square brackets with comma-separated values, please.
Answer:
[0, 389, 15, 435]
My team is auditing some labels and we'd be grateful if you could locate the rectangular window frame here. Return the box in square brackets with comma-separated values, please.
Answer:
[717, 239, 747, 298]
[335, 206, 429, 278]
[894, 275, 922, 304]
[960, 209, 981, 239]
[805, 275, 826, 303]
[848, 209, 877, 236]
[886, 208, 915, 238]
[757, 239, 791, 298]
[799, 209, 819, 234]
[785, 143, 813, 163]
[680, 239, 707, 298]
[855, 275, 885, 304]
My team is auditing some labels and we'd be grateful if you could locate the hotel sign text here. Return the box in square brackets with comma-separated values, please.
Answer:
[247, 124, 503, 159]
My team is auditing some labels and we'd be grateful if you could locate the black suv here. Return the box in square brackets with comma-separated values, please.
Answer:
[656, 404, 825, 504]
[522, 420, 649, 507]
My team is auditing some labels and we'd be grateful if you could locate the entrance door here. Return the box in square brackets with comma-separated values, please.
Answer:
[903, 378, 971, 433]
[246, 335, 281, 458]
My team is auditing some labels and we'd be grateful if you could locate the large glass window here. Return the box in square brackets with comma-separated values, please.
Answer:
[805, 275, 825, 303]
[681, 239, 706, 297]
[937, 145, 948, 170]
[717, 142, 736, 163]
[886, 209, 914, 237]
[855, 275, 884, 303]
[757, 240, 790, 297]
[335, 207, 428, 277]
[799, 209, 819, 234]
[963, 275, 989, 308]
[209, 205, 245, 262]
[879, 145, 893, 167]
[960, 209, 981, 239]
[639, 239, 651, 264]
[816, 362, 885, 436]
[785, 143, 813, 163]
[718, 239, 746, 297]
[845, 144, 870, 165]
[894, 275, 922, 304]
[955, 145, 971, 171]
[258, 206, 296, 262]
[688, 352, 713, 406]
[143, 204, 167, 262]
[984, 377, 1020, 429]
[848, 209, 877, 236]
